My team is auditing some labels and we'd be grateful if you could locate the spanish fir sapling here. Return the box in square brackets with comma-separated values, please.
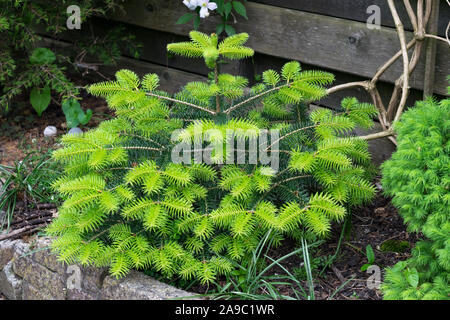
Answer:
[46, 31, 377, 283]
[381, 94, 450, 300]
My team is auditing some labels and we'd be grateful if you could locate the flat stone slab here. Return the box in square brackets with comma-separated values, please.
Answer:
[101, 271, 196, 300]
[0, 237, 198, 300]
[0, 261, 22, 300]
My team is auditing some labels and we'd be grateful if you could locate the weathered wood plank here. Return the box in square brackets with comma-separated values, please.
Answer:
[108, 0, 449, 95]
[101, 57, 207, 93]
[39, 37, 206, 94]
[250, 0, 450, 36]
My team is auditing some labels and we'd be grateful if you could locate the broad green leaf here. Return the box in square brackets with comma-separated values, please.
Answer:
[232, 1, 248, 19]
[216, 0, 225, 14]
[30, 87, 51, 116]
[176, 13, 195, 25]
[360, 263, 371, 272]
[216, 23, 225, 35]
[193, 16, 201, 30]
[62, 99, 92, 128]
[78, 109, 93, 125]
[225, 2, 232, 18]
[225, 24, 236, 36]
[404, 268, 419, 288]
[366, 244, 375, 264]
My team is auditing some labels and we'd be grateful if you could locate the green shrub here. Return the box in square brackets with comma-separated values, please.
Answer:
[381, 96, 450, 300]
[0, 151, 63, 229]
[0, 0, 139, 124]
[46, 31, 376, 284]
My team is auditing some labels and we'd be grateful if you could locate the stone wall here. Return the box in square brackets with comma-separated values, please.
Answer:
[0, 237, 197, 300]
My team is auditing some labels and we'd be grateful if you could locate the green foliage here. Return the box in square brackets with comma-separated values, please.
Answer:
[62, 99, 93, 129]
[30, 86, 51, 117]
[206, 231, 318, 300]
[0, 152, 63, 230]
[178, 0, 248, 36]
[381, 96, 450, 300]
[47, 31, 376, 283]
[168, 31, 253, 68]
[380, 239, 410, 253]
[360, 244, 375, 272]
[29, 48, 56, 65]
[0, 0, 140, 126]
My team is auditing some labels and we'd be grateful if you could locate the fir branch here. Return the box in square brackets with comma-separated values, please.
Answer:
[145, 92, 216, 115]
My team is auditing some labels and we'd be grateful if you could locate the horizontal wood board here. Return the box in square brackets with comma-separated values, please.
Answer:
[108, 0, 449, 95]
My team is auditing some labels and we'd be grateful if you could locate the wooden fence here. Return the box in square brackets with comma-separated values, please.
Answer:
[45, 0, 450, 109]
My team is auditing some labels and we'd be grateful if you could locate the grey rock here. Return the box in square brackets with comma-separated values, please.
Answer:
[0, 177, 5, 228]
[13, 254, 66, 300]
[1, 237, 200, 300]
[0, 261, 22, 300]
[0, 211, 5, 228]
[100, 270, 197, 300]
[0, 240, 17, 271]
[67, 127, 83, 135]
[81, 266, 107, 292]
[43, 126, 58, 137]
[67, 288, 98, 300]
[28, 237, 66, 275]
[22, 282, 55, 300]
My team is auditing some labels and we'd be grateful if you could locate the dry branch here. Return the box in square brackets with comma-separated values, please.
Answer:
[324, 0, 448, 144]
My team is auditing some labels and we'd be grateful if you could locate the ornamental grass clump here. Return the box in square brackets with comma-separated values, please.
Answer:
[46, 31, 376, 283]
[381, 96, 450, 300]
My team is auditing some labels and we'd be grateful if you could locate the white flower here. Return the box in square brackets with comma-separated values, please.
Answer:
[198, 0, 217, 18]
[183, 0, 198, 10]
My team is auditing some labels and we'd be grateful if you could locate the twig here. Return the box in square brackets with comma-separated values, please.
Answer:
[265, 125, 316, 151]
[322, 1, 435, 144]
[9, 212, 53, 226]
[224, 84, 288, 115]
[371, 39, 416, 84]
[424, 33, 450, 45]
[326, 81, 369, 95]
[403, 0, 418, 32]
[388, 0, 411, 123]
[12, 217, 52, 230]
[360, 130, 394, 141]
[0, 224, 46, 241]
[331, 265, 346, 284]
[145, 92, 216, 115]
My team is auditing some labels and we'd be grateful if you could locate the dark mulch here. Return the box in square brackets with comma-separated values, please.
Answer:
[249, 190, 418, 300]
[188, 189, 419, 300]
[316, 190, 420, 300]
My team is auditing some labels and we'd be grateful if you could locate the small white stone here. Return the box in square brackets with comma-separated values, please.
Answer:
[67, 127, 83, 135]
[43, 126, 57, 137]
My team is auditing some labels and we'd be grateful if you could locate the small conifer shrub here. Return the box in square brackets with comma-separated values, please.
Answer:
[381, 96, 450, 300]
[47, 31, 376, 283]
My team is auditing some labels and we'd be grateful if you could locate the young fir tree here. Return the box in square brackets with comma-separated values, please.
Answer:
[47, 31, 376, 283]
[381, 96, 450, 300]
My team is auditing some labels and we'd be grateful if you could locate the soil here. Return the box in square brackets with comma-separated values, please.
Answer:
[0, 90, 417, 300]
[0, 76, 113, 166]
[187, 190, 421, 300]
[274, 190, 420, 300]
